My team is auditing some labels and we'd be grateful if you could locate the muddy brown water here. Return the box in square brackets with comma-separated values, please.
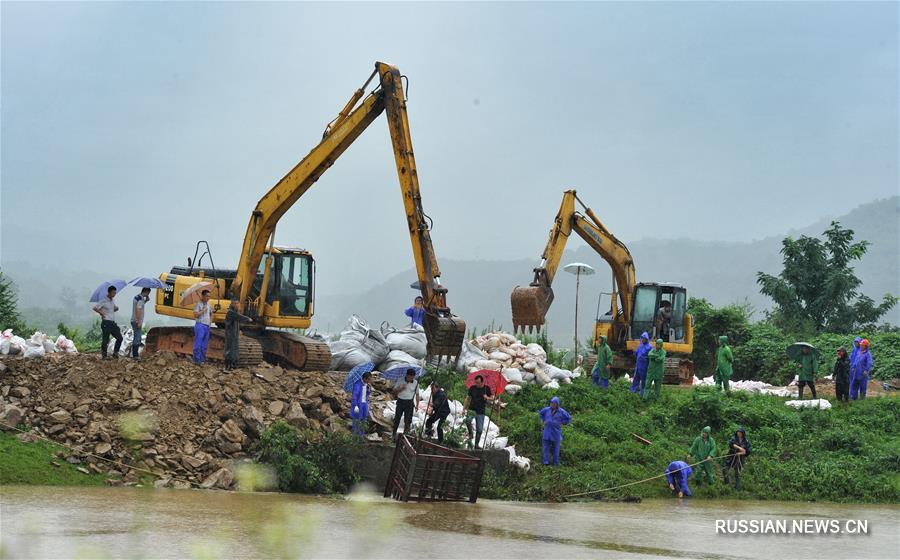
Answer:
[1, 486, 897, 559]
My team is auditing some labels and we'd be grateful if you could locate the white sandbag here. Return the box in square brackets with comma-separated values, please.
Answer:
[339, 315, 390, 364]
[489, 436, 508, 450]
[571, 366, 584, 379]
[543, 379, 560, 390]
[785, 399, 832, 410]
[480, 337, 501, 351]
[546, 364, 573, 381]
[504, 384, 522, 395]
[561, 377, 573, 384]
[383, 323, 427, 360]
[525, 343, 547, 360]
[474, 360, 501, 371]
[499, 333, 517, 346]
[107, 327, 134, 357]
[42, 337, 58, 354]
[511, 456, 531, 472]
[55, 335, 78, 354]
[522, 372, 535, 383]
[454, 341, 489, 373]
[533, 367, 552, 386]
[23, 343, 45, 359]
[379, 349, 422, 372]
[505, 445, 517, 460]
[489, 351, 512, 363]
[329, 340, 375, 371]
[0, 329, 11, 355]
[522, 361, 537, 372]
[501, 368, 524, 384]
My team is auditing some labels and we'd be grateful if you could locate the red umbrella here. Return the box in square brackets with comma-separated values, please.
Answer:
[465, 369, 509, 396]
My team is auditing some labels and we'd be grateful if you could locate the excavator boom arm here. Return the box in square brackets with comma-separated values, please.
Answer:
[229, 62, 463, 358]
[512, 189, 635, 332]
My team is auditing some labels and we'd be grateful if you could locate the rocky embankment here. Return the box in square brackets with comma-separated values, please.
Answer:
[0, 353, 396, 489]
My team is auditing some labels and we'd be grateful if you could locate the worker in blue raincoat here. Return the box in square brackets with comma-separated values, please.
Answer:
[630, 332, 652, 396]
[850, 339, 873, 400]
[350, 372, 372, 440]
[849, 336, 862, 365]
[538, 396, 571, 466]
[665, 460, 693, 497]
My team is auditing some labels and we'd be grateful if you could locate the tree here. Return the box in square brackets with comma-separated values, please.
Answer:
[687, 297, 752, 374]
[757, 221, 897, 334]
[0, 271, 27, 332]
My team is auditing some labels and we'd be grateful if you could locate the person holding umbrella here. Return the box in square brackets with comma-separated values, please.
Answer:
[791, 344, 819, 399]
[538, 396, 571, 466]
[350, 371, 373, 440]
[463, 374, 495, 449]
[192, 290, 213, 364]
[93, 285, 124, 359]
[130, 288, 151, 359]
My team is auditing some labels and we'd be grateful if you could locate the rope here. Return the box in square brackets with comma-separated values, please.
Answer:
[562, 451, 744, 499]
[5, 423, 193, 487]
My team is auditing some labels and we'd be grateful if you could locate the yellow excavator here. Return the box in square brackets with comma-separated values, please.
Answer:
[510, 189, 694, 383]
[145, 61, 466, 369]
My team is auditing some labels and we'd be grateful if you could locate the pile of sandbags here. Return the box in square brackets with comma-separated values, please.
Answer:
[106, 326, 136, 357]
[381, 384, 531, 471]
[693, 375, 793, 397]
[785, 398, 832, 410]
[1, 329, 78, 358]
[327, 316, 427, 372]
[456, 331, 574, 389]
[328, 315, 391, 370]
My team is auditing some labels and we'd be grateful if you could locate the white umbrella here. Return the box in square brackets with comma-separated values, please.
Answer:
[563, 263, 595, 356]
[179, 281, 213, 306]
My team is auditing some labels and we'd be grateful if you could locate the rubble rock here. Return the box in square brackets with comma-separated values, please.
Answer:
[268, 401, 285, 416]
[10, 386, 31, 398]
[284, 402, 309, 429]
[94, 442, 112, 455]
[219, 419, 245, 444]
[0, 405, 24, 429]
[241, 406, 265, 437]
[49, 410, 72, 424]
[200, 467, 234, 490]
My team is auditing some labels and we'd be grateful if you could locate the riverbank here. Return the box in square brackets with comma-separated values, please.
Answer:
[472, 377, 899, 503]
[2, 353, 897, 504]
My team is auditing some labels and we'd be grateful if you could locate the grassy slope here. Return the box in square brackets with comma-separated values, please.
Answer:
[434, 374, 900, 503]
[0, 431, 109, 486]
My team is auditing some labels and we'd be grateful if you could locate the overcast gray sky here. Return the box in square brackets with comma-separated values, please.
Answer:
[2, 2, 897, 298]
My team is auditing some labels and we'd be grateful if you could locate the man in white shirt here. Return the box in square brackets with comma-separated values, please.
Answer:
[391, 369, 420, 441]
[192, 290, 213, 364]
[93, 286, 123, 359]
[130, 288, 151, 359]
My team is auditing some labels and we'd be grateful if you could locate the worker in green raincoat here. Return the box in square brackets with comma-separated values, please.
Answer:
[643, 339, 666, 401]
[689, 426, 717, 485]
[592, 335, 614, 389]
[795, 345, 819, 399]
[715, 335, 734, 394]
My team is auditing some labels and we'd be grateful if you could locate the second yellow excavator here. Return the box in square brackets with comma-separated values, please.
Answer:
[511, 189, 694, 383]
[144, 62, 466, 369]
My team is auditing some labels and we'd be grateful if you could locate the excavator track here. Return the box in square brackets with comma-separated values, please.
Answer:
[144, 326, 263, 367]
[609, 353, 694, 385]
[511, 285, 554, 333]
[423, 314, 466, 363]
[144, 327, 331, 371]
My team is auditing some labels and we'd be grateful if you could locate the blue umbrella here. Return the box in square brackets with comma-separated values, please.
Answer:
[89, 280, 128, 303]
[343, 362, 375, 392]
[129, 277, 166, 290]
[381, 364, 424, 382]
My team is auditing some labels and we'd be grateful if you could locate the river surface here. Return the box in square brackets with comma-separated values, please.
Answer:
[1, 486, 897, 559]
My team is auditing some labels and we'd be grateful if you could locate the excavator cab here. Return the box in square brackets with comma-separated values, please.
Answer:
[630, 283, 688, 343]
[248, 247, 315, 324]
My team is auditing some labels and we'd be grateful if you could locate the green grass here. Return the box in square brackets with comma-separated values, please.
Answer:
[0, 431, 110, 486]
[476, 376, 900, 503]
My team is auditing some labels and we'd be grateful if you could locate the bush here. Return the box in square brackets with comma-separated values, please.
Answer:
[256, 422, 359, 494]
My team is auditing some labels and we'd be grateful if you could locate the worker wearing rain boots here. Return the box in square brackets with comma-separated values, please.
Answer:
[715, 335, 734, 394]
[592, 335, 614, 389]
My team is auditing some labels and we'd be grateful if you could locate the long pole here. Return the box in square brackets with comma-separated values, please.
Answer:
[574, 269, 580, 357]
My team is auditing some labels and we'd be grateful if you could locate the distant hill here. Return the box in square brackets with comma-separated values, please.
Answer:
[4, 197, 897, 342]
[315, 196, 899, 344]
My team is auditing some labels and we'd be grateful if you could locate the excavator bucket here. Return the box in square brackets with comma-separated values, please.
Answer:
[511, 285, 555, 333]
[423, 313, 466, 363]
